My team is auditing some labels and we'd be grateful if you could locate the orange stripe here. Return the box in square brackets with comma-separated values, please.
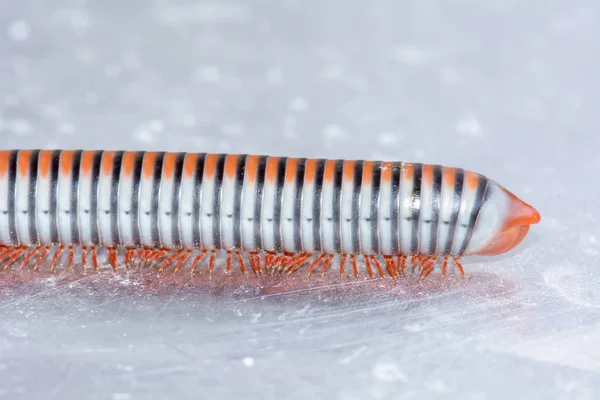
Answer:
[464, 170, 480, 190]
[362, 161, 374, 185]
[162, 152, 177, 178]
[183, 153, 198, 178]
[304, 158, 318, 183]
[245, 155, 259, 183]
[0, 151, 10, 177]
[343, 160, 355, 182]
[101, 151, 115, 176]
[285, 158, 298, 183]
[38, 150, 53, 179]
[204, 154, 218, 179]
[18, 150, 32, 178]
[381, 161, 393, 184]
[80, 151, 95, 176]
[422, 164, 434, 186]
[266, 157, 279, 184]
[324, 159, 336, 182]
[122, 152, 136, 177]
[224, 154, 239, 179]
[60, 151, 74, 177]
[401, 163, 414, 180]
[142, 152, 157, 179]
[443, 167, 456, 188]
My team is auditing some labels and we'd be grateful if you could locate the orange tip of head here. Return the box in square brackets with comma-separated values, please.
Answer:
[475, 187, 540, 256]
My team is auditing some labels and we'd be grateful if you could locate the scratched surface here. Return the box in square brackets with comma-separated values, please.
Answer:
[1, 0, 600, 399]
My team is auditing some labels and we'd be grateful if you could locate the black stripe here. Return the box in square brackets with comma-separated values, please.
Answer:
[170, 152, 186, 248]
[70, 151, 82, 245]
[49, 150, 61, 245]
[390, 163, 401, 255]
[458, 175, 489, 256]
[232, 154, 247, 250]
[28, 150, 40, 245]
[351, 161, 363, 254]
[212, 154, 226, 249]
[332, 160, 344, 253]
[89, 151, 103, 245]
[293, 158, 306, 252]
[110, 151, 124, 246]
[192, 154, 206, 248]
[370, 161, 382, 254]
[312, 159, 326, 252]
[130, 152, 144, 246]
[150, 152, 165, 248]
[444, 169, 464, 255]
[253, 157, 267, 251]
[428, 165, 443, 255]
[272, 157, 287, 253]
[7, 151, 18, 246]
[410, 164, 423, 255]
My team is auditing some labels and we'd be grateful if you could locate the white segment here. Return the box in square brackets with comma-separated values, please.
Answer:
[179, 155, 196, 249]
[117, 157, 134, 246]
[451, 182, 477, 254]
[0, 158, 10, 245]
[57, 153, 73, 245]
[320, 163, 335, 254]
[240, 158, 257, 251]
[358, 169, 373, 254]
[97, 156, 113, 246]
[300, 177, 315, 253]
[260, 166, 276, 252]
[465, 181, 508, 254]
[378, 166, 393, 255]
[281, 161, 296, 253]
[398, 167, 414, 254]
[200, 171, 215, 249]
[417, 172, 434, 254]
[35, 160, 52, 245]
[76, 159, 92, 245]
[158, 164, 175, 248]
[436, 172, 456, 254]
[138, 155, 154, 247]
[219, 158, 237, 250]
[340, 165, 354, 254]
[14, 153, 32, 245]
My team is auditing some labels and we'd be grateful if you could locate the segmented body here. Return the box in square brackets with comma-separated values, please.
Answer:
[0, 150, 492, 279]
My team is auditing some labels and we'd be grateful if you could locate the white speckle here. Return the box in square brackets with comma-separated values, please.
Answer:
[148, 119, 165, 132]
[182, 114, 197, 127]
[7, 20, 31, 42]
[323, 124, 346, 139]
[134, 128, 156, 144]
[84, 91, 98, 105]
[377, 132, 398, 146]
[323, 64, 343, 80]
[457, 115, 482, 137]
[427, 380, 447, 393]
[372, 362, 407, 383]
[242, 357, 254, 368]
[111, 394, 131, 400]
[59, 122, 75, 135]
[222, 123, 245, 137]
[251, 313, 262, 323]
[283, 115, 297, 139]
[105, 64, 122, 78]
[289, 96, 309, 112]
[413, 148, 425, 159]
[69, 9, 89, 28]
[10, 119, 33, 136]
[195, 66, 221, 82]
[394, 45, 430, 65]
[404, 323, 423, 332]
[544, 266, 600, 308]
[590, 235, 597, 243]
[266, 68, 283, 85]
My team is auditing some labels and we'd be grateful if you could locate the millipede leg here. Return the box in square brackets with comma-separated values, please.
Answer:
[339, 254, 347, 279]
[350, 254, 359, 278]
[307, 253, 327, 278]
[173, 250, 192, 273]
[91, 246, 99, 272]
[235, 251, 247, 274]
[107, 247, 119, 272]
[421, 257, 437, 280]
[321, 254, 334, 278]
[370, 255, 386, 278]
[441, 257, 449, 279]
[20, 246, 43, 271]
[34, 246, 51, 271]
[5, 247, 27, 270]
[453, 257, 465, 278]
[286, 253, 312, 275]
[50, 246, 65, 273]
[383, 255, 397, 279]
[158, 249, 185, 273]
[190, 249, 207, 274]
[81, 246, 88, 272]
[68, 245, 74, 271]
[208, 249, 217, 274]
[363, 255, 374, 278]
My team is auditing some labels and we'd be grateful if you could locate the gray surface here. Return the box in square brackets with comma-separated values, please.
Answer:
[1, 1, 600, 399]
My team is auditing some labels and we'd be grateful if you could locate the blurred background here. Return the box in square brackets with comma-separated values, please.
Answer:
[1, 0, 600, 399]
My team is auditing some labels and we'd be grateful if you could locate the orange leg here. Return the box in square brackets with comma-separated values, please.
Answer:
[81, 246, 88, 272]
[173, 250, 192, 273]
[370, 255, 386, 278]
[34, 246, 51, 271]
[321, 254, 334, 278]
[307, 253, 327, 278]
[286, 253, 313, 275]
[190, 249, 208, 273]
[350, 254, 359, 278]
[107, 247, 119, 272]
[248, 252, 261, 274]
[158, 249, 185, 272]
[50, 246, 65, 273]
[235, 251, 247, 274]
[441, 257, 449, 279]
[420, 257, 437, 280]
[208, 249, 217, 274]
[339, 254, 347, 279]
[20, 246, 43, 271]
[68, 245, 74, 271]
[453, 257, 465, 278]
[383, 255, 397, 279]
[363, 255, 374, 278]
[91, 246, 99, 272]
[4, 247, 27, 270]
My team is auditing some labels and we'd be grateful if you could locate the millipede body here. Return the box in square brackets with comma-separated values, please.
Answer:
[0, 150, 541, 279]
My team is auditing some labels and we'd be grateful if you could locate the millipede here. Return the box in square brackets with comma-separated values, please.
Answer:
[0, 150, 540, 280]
